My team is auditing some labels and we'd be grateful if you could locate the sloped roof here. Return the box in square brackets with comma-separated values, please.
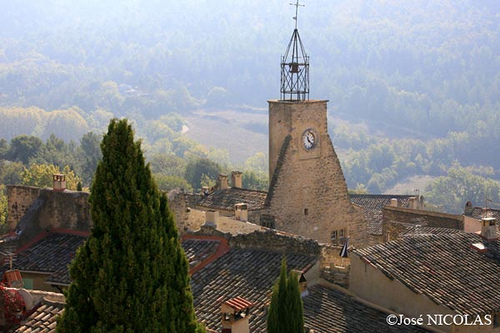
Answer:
[182, 238, 221, 270]
[303, 285, 427, 333]
[190, 246, 316, 332]
[354, 232, 500, 315]
[196, 188, 267, 211]
[11, 232, 87, 286]
[14, 298, 64, 333]
[466, 207, 500, 220]
[399, 226, 463, 237]
[350, 194, 416, 235]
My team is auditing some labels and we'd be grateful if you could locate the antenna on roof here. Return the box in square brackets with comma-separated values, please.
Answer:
[0, 245, 16, 270]
[485, 196, 492, 218]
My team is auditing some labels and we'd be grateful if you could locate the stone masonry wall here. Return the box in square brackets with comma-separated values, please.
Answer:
[383, 206, 464, 241]
[7, 186, 41, 230]
[7, 186, 91, 243]
[190, 226, 322, 256]
[190, 226, 351, 287]
[266, 100, 367, 247]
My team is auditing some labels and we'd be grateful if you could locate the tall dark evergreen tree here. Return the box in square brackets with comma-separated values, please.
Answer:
[57, 119, 204, 333]
[267, 257, 304, 333]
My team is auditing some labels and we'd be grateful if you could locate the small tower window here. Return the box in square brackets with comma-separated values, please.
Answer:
[331, 231, 337, 243]
[304, 208, 308, 216]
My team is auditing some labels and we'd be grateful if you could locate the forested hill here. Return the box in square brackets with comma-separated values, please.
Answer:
[2, 1, 500, 125]
[1, 0, 500, 213]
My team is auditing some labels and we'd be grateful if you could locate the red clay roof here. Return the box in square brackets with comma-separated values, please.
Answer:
[224, 296, 253, 311]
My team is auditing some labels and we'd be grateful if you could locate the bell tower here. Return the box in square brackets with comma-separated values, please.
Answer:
[265, 1, 366, 246]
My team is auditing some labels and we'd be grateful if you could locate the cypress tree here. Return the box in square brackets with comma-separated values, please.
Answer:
[57, 119, 204, 333]
[267, 257, 305, 333]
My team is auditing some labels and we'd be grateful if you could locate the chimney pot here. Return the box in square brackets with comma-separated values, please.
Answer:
[53, 174, 66, 192]
[231, 171, 242, 189]
[218, 173, 229, 190]
[205, 210, 219, 228]
[409, 197, 419, 210]
[480, 217, 497, 240]
[221, 297, 253, 333]
[234, 203, 248, 222]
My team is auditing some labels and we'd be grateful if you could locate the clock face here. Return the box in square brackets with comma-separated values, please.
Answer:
[302, 130, 316, 150]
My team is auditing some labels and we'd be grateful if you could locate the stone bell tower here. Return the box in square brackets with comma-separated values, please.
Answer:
[264, 1, 366, 246]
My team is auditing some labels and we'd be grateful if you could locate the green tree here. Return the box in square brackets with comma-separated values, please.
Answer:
[425, 162, 500, 213]
[79, 131, 102, 186]
[242, 171, 268, 191]
[0, 185, 7, 228]
[154, 174, 193, 192]
[7, 135, 43, 164]
[0, 160, 24, 185]
[22, 164, 81, 190]
[267, 257, 304, 333]
[148, 153, 187, 178]
[184, 157, 221, 190]
[57, 119, 204, 333]
[30, 134, 77, 170]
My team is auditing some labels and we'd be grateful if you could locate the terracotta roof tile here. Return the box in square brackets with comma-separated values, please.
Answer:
[303, 285, 427, 332]
[12, 233, 86, 274]
[350, 194, 416, 235]
[182, 238, 221, 269]
[14, 299, 64, 333]
[196, 188, 267, 211]
[467, 207, 500, 220]
[354, 232, 500, 315]
[189, 246, 316, 332]
[6, 233, 87, 287]
[400, 226, 463, 237]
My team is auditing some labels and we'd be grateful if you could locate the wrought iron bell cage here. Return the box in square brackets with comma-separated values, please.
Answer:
[280, 28, 310, 101]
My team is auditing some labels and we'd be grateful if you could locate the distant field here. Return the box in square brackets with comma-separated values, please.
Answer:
[183, 108, 268, 165]
[383, 175, 437, 195]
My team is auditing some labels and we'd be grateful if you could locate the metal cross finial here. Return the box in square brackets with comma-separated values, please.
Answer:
[290, 0, 305, 30]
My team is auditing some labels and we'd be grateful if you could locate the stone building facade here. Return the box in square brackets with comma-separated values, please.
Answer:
[6, 185, 91, 245]
[264, 100, 366, 247]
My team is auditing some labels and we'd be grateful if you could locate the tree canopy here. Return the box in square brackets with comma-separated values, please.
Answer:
[267, 257, 304, 333]
[57, 119, 204, 333]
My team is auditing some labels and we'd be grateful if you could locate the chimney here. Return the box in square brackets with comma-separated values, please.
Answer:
[234, 203, 248, 222]
[53, 174, 66, 191]
[480, 217, 497, 241]
[1, 269, 23, 288]
[218, 173, 229, 190]
[409, 197, 419, 210]
[205, 210, 219, 228]
[221, 297, 253, 333]
[390, 198, 398, 207]
[231, 171, 242, 189]
[202, 186, 210, 196]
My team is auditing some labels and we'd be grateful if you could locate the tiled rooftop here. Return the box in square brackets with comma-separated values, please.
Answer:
[466, 207, 500, 220]
[399, 226, 463, 237]
[354, 232, 500, 315]
[196, 187, 267, 211]
[14, 299, 64, 333]
[182, 238, 221, 269]
[303, 285, 427, 332]
[190, 247, 316, 332]
[11, 232, 87, 286]
[350, 194, 417, 235]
